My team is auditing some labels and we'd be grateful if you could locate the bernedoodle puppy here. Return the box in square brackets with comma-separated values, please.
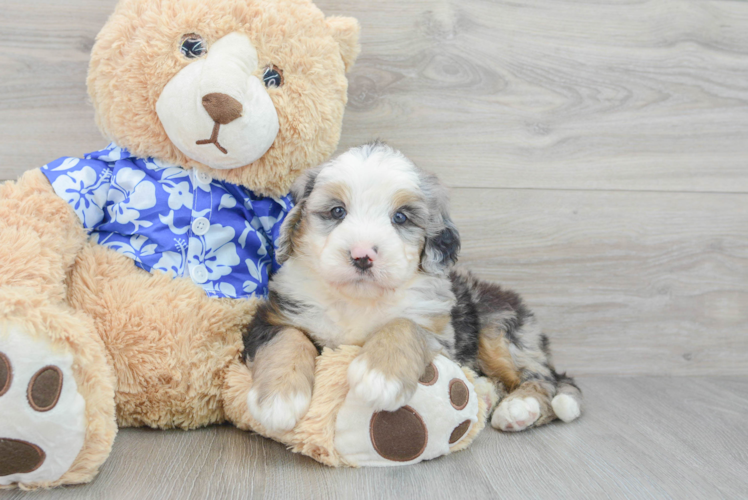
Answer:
[243, 142, 582, 433]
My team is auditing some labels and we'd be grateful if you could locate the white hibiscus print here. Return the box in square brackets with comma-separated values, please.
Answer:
[187, 223, 240, 281]
[163, 181, 192, 210]
[107, 167, 157, 229]
[99, 235, 157, 263]
[153, 239, 188, 276]
[203, 281, 238, 298]
[238, 218, 268, 255]
[219, 193, 237, 211]
[94, 144, 125, 162]
[50, 165, 109, 227]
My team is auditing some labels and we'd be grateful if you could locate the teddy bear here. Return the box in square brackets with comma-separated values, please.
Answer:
[0, 0, 494, 489]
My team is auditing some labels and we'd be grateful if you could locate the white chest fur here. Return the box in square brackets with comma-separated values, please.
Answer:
[272, 260, 456, 349]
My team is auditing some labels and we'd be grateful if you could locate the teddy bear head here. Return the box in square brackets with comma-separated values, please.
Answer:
[87, 0, 360, 197]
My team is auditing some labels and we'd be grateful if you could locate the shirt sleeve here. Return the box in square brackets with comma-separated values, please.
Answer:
[41, 156, 113, 231]
[252, 193, 295, 274]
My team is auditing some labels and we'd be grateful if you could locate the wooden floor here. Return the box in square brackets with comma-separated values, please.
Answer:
[1, 0, 748, 498]
[6, 377, 748, 500]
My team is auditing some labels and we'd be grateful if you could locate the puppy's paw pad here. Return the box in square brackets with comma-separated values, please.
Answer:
[491, 396, 540, 432]
[348, 358, 412, 412]
[247, 389, 310, 433]
[552, 394, 581, 423]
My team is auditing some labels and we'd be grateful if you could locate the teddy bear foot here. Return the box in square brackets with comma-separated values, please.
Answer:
[334, 355, 483, 466]
[0, 325, 88, 486]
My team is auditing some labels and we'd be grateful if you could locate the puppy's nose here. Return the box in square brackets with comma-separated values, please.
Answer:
[350, 245, 377, 271]
[202, 93, 243, 124]
[352, 256, 373, 271]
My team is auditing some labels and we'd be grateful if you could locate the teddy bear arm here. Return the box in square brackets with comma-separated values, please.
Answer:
[0, 168, 89, 300]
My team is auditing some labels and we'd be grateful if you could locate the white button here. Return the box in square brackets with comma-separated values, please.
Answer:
[195, 171, 212, 185]
[192, 217, 210, 236]
[191, 264, 208, 284]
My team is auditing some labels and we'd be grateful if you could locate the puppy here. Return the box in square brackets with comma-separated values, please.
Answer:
[243, 142, 582, 433]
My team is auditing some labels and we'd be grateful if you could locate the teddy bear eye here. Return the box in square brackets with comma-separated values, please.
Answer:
[263, 65, 284, 88]
[180, 34, 207, 59]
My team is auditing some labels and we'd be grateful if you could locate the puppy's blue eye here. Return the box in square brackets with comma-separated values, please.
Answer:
[180, 34, 206, 59]
[331, 207, 346, 220]
[263, 66, 284, 88]
[393, 212, 408, 225]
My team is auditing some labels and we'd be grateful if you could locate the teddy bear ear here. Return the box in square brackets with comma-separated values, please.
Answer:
[326, 16, 361, 73]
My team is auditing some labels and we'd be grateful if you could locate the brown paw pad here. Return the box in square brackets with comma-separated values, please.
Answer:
[449, 379, 469, 410]
[370, 405, 428, 462]
[418, 362, 438, 386]
[0, 439, 46, 477]
[0, 352, 11, 397]
[28, 366, 63, 412]
[449, 420, 472, 444]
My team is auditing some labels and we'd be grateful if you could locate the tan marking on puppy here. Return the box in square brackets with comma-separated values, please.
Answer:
[391, 189, 423, 210]
[249, 328, 316, 408]
[426, 314, 451, 337]
[318, 181, 352, 206]
[348, 319, 434, 410]
[276, 204, 305, 264]
[362, 319, 431, 378]
[477, 331, 521, 392]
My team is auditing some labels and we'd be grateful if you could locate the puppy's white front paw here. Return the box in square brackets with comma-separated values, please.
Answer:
[347, 357, 413, 411]
[491, 396, 540, 432]
[247, 388, 310, 433]
[552, 393, 581, 423]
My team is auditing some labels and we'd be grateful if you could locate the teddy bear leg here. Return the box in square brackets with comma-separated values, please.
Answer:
[0, 289, 117, 489]
[0, 172, 117, 488]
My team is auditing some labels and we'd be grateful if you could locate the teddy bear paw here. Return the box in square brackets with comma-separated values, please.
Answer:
[491, 396, 541, 432]
[336, 356, 480, 466]
[0, 326, 86, 485]
[347, 357, 414, 412]
[247, 388, 311, 433]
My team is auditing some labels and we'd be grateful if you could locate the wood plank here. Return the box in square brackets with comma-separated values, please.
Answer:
[0, 0, 114, 180]
[324, 0, 748, 193]
[5, 377, 748, 499]
[451, 187, 748, 376]
[2, 0, 748, 192]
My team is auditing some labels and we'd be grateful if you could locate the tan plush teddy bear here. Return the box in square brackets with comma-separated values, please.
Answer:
[0, 0, 493, 489]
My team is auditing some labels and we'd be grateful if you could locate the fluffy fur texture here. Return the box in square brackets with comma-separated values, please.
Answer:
[0, 172, 117, 489]
[223, 344, 495, 467]
[89, 0, 359, 198]
[244, 143, 582, 433]
[0, 0, 358, 488]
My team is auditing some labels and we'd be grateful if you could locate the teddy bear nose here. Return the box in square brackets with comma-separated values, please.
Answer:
[201, 93, 243, 125]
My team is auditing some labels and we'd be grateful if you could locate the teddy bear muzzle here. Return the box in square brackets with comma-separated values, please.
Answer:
[156, 32, 280, 170]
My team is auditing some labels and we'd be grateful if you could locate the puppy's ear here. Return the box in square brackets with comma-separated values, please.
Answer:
[276, 167, 322, 265]
[419, 172, 461, 274]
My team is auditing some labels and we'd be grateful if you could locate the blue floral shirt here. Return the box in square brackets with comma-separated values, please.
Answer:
[41, 144, 293, 299]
